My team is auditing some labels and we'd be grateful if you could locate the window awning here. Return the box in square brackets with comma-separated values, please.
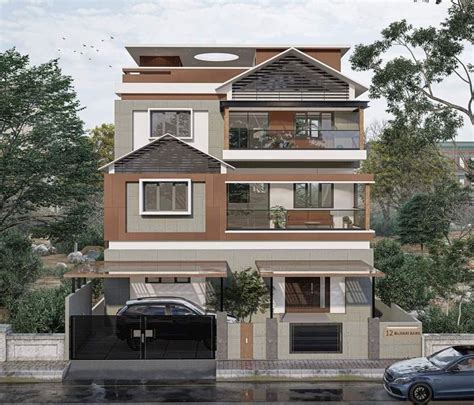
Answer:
[63, 261, 229, 279]
[255, 260, 383, 278]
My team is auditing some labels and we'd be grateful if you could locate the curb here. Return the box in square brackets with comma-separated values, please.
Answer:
[217, 368, 384, 380]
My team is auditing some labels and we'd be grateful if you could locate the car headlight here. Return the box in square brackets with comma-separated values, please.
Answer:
[393, 376, 413, 384]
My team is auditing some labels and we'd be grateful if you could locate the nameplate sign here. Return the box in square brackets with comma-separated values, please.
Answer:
[384, 327, 421, 337]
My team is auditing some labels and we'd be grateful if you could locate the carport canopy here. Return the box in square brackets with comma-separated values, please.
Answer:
[63, 261, 229, 279]
[255, 260, 383, 277]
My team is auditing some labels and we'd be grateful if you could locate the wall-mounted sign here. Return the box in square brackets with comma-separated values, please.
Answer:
[384, 327, 421, 337]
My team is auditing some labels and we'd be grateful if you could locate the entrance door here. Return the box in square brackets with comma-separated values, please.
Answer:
[285, 277, 321, 312]
[240, 323, 253, 359]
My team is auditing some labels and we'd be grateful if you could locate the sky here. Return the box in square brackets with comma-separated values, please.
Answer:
[0, 0, 472, 140]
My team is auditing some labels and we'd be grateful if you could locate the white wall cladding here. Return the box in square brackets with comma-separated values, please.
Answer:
[330, 277, 346, 313]
[132, 110, 209, 152]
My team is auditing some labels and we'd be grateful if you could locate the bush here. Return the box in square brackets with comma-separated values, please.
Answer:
[419, 303, 474, 333]
[371, 211, 396, 236]
[0, 231, 42, 307]
[373, 239, 434, 311]
[9, 284, 69, 333]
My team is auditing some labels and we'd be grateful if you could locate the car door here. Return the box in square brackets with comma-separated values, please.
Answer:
[433, 356, 474, 399]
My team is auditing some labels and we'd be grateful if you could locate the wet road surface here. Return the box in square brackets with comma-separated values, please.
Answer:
[0, 381, 472, 403]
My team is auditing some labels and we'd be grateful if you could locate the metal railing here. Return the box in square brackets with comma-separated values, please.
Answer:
[226, 208, 366, 230]
[229, 129, 360, 150]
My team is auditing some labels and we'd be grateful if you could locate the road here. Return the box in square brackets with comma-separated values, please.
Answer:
[0, 381, 472, 403]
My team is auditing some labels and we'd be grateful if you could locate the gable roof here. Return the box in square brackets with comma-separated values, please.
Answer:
[99, 134, 235, 172]
[216, 47, 368, 98]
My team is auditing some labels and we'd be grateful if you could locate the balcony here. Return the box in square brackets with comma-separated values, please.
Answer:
[229, 129, 360, 150]
[222, 110, 366, 161]
[226, 182, 369, 231]
[227, 208, 366, 230]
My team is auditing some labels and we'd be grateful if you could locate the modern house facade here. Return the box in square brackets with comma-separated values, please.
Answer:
[77, 44, 420, 361]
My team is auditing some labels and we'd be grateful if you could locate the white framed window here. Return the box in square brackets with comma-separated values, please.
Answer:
[139, 179, 192, 216]
[148, 108, 193, 139]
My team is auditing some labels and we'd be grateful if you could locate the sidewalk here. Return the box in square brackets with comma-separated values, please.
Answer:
[0, 361, 70, 381]
[217, 359, 397, 380]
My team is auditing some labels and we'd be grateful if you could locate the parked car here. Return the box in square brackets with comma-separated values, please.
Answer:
[384, 345, 474, 404]
[115, 297, 236, 350]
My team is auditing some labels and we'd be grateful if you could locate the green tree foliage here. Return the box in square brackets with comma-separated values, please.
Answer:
[374, 239, 434, 311]
[397, 182, 471, 249]
[0, 231, 41, 307]
[207, 268, 269, 322]
[350, 0, 472, 142]
[397, 193, 447, 250]
[362, 123, 455, 233]
[9, 283, 70, 333]
[0, 49, 101, 234]
[89, 123, 114, 167]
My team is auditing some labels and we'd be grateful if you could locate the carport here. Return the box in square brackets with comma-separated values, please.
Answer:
[63, 261, 228, 380]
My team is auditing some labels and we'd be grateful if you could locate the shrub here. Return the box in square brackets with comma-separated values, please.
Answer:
[419, 304, 474, 333]
[9, 283, 69, 333]
[0, 231, 42, 307]
[54, 224, 104, 254]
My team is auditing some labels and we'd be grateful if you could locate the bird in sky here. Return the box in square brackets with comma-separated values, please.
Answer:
[96, 49, 99, 52]
[62, 37, 66, 40]
[57, 49, 61, 52]
[82, 44, 87, 47]
[90, 45, 94, 48]
[109, 65, 112, 68]
[80, 52, 84, 55]
[110, 36, 114, 39]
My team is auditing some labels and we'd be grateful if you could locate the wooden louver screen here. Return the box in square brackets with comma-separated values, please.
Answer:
[232, 54, 350, 101]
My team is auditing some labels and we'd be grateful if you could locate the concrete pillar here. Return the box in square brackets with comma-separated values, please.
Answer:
[0, 324, 12, 362]
[266, 318, 278, 360]
[368, 317, 380, 360]
[216, 312, 228, 360]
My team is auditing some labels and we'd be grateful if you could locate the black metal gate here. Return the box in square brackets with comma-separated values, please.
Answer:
[70, 315, 216, 360]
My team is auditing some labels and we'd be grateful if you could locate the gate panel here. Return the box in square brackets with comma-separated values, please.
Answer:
[144, 315, 215, 359]
[70, 315, 215, 360]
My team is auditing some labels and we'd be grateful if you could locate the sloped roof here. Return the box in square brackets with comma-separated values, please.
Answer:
[216, 47, 368, 98]
[99, 134, 235, 172]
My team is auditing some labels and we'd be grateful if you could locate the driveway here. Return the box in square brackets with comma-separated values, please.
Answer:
[0, 381, 472, 403]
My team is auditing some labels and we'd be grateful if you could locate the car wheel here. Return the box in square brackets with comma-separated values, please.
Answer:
[408, 383, 433, 404]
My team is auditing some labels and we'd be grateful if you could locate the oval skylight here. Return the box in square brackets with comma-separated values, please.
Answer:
[194, 52, 239, 62]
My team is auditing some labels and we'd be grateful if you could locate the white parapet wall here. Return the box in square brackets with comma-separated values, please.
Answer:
[423, 334, 474, 356]
[0, 325, 65, 362]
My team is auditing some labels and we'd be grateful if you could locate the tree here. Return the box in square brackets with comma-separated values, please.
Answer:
[397, 182, 471, 249]
[89, 123, 114, 167]
[361, 122, 455, 233]
[397, 193, 447, 251]
[0, 49, 101, 234]
[207, 268, 269, 322]
[351, 0, 472, 174]
[374, 239, 434, 311]
[0, 231, 42, 307]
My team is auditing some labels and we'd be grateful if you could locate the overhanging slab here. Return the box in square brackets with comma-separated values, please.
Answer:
[64, 261, 229, 279]
[256, 260, 383, 277]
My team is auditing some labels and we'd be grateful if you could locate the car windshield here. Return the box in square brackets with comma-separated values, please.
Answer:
[429, 347, 464, 368]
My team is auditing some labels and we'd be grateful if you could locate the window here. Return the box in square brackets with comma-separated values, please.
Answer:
[149, 109, 192, 139]
[170, 304, 197, 316]
[125, 305, 166, 316]
[294, 183, 333, 208]
[290, 324, 342, 353]
[229, 112, 268, 149]
[139, 179, 191, 215]
[228, 184, 250, 204]
[145, 277, 191, 284]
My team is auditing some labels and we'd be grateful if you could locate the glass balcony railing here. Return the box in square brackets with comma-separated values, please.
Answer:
[227, 209, 366, 230]
[229, 129, 360, 150]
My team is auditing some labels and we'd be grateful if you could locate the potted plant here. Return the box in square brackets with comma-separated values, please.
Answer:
[270, 205, 287, 229]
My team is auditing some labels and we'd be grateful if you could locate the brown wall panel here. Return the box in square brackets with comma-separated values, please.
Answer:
[120, 94, 227, 100]
[123, 68, 246, 83]
[268, 111, 295, 130]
